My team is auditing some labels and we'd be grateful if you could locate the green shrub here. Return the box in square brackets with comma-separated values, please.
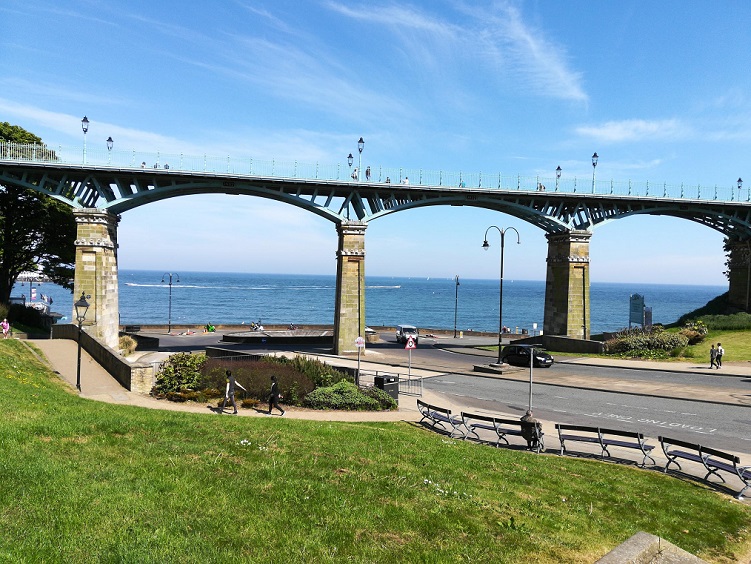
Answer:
[604, 326, 688, 355]
[7, 303, 44, 330]
[153, 352, 207, 394]
[303, 380, 396, 411]
[697, 312, 751, 331]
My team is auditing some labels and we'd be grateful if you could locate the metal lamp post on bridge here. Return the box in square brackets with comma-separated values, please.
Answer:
[555, 165, 562, 192]
[81, 116, 89, 164]
[74, 292, 90, 392]
[482, 226, 520, 364]
[107, 137, 113, 165]
[357, 137, 364, 181]
[591, 152, 598, 193]
[738, 178, 744, 202]
[161, 273, 180, 333]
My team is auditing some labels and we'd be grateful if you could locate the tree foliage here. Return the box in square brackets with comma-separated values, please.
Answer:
[0, 123, 76, 303]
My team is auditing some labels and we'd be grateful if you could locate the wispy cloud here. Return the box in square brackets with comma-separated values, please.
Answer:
[326, 1, 588, 102]
[575, 119, 691, 142]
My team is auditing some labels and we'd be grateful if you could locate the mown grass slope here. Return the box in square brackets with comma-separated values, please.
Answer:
[1, 340, 749, 563]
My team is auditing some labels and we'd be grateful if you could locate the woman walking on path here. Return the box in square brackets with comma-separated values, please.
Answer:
[268, 375, 285, 416]
[221, 370, 246, 414]
[1, 318, 9, 339]
[709, 344, 717, 369]
[716, 343, 724, 368]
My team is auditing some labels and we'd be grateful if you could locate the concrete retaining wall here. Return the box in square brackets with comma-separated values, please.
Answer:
[542, 334, 605, 354]
[51, 324, 155, 394]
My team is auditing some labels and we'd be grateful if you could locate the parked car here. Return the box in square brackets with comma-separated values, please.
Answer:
[395, 324, 419, 345]
[500, 344, 554, 368]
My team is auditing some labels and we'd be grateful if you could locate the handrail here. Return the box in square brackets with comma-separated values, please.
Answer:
[1, 141, 747, 203]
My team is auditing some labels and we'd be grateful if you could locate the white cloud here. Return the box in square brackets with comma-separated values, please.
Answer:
[326, 1, 588, 102]
[575, 119, 691, 143]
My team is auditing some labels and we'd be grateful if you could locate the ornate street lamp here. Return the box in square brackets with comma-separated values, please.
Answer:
[81, 116, 90, 164]
[106, 136, 113, 164]
[482, 226, 521, 364]
[738, 178, 743, 201]
[555, 165, 562, 192]
[357, 136, 364, 181]
[453, 275, 460, 338]
[591, 152, 598, 193]
[347, 153, 354, 180]
[74, 292, 90, 392]
[161, 273, 180, 333]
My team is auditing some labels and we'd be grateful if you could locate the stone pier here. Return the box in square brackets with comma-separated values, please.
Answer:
[543, 230, 591, 339]
[333, 221, 366, 355]
[73, 209, 120, 349]
[727, 239, 751, 312]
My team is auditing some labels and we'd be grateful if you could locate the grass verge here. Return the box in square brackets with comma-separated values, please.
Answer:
[1, 340, 750, 563]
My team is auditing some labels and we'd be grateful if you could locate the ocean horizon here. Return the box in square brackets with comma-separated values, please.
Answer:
[13, 270, 726, 335]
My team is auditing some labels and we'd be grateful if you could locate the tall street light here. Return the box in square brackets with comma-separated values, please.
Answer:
[161, 273, 180, 333]
[591, 152, 598, 193]
[107, 136, 113, 165]
[74, 292, 90, 392]
[482, 226, 521, 364]
[81, 116, 90, 164]
[453, 275, 460, 338]
[347, 153, 354, 180]
[555, 165, 562, 192]
[357, 136, 364, 181]
[738, 178, 743, 202]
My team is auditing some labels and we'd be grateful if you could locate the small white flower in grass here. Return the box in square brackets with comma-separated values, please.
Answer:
[240, 439, 251, 446]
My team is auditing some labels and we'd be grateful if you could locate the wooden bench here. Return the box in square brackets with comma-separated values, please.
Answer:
[416, 399, 464, 438]
[461, 412, 545, 453]
[556, 424, 656, 467]
[659, 436, 751, 499]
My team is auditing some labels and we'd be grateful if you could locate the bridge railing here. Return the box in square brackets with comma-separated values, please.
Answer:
[1, 141, 748, 203]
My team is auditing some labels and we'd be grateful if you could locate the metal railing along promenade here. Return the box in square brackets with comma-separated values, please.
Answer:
[1, 141, 748, 203]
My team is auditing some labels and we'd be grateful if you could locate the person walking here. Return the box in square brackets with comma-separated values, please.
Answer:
[268, 375, 285, 416]
[520, 410, 543, 451]
[709, 344, 717, 369]
[221, 370, 246, 414]
[1, 318, 9, 339]
[716, 342, 724, 368]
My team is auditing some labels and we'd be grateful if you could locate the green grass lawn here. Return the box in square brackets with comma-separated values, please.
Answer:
[1, 340, 750, 563]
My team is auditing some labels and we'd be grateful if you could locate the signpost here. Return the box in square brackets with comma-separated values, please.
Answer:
[355, 336, 365, 385]
[405, 335, 416, 377]
[629, 294, 645, 328]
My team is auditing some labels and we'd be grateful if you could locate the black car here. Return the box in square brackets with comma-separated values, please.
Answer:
[500, 344, 554, 368]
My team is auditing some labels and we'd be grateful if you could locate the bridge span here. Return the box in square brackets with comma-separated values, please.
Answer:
[2, 142, 751, 354]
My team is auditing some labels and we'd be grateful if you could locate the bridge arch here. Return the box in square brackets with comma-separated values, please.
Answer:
[2, 158, 750, 351]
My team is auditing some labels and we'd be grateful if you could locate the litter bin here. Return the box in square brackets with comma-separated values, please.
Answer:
[374, 375, 399, 401]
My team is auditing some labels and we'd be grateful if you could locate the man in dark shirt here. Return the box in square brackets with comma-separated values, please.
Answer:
[268, 375, 285, 416]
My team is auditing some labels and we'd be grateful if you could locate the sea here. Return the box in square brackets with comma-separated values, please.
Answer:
[13, 270, 727, 335]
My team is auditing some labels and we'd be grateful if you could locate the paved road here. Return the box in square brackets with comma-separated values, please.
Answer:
[425, 373, 751, 453]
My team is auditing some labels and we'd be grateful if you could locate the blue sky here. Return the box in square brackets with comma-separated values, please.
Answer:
[2, 1, 750, 286]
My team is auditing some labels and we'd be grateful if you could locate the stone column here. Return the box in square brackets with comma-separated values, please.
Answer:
[543, 230, 591, 339]
[727, 239, 751, 312]
[73, 208, 120, 349]
[333, 221, 366, 355]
